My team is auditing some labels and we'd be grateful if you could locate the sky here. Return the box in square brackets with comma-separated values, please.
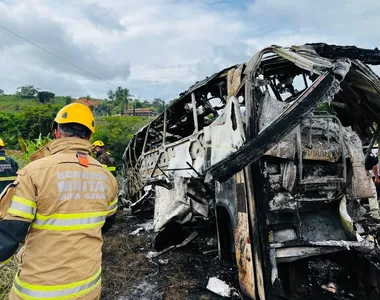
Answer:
[0, 0, 379, 101]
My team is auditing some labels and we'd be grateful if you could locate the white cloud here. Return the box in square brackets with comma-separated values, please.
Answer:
[0, 0, 379, 101]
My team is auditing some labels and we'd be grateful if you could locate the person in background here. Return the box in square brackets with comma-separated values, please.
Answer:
[92, 140, 116, 176]
[0, 137, 19, 194]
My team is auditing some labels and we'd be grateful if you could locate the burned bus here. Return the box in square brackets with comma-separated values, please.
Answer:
[120, 43, 380, 299]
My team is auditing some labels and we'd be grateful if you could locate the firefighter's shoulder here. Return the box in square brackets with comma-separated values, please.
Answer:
[21, 155, 54, 173]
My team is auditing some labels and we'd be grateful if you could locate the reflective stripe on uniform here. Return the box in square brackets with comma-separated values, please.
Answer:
[7, 196, 36, 220]
[0, 176, 16, 181]
[108, 199, 118, 214]
[13, 267, 101, 300]
[101, 163, 116, 172]
[107, 166, 116, 172]
[32, 211, 108, 231]
[0, 156, 5, 161]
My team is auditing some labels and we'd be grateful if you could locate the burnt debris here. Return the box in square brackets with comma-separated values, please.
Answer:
[307, 43, 380, 65]
[120, 43, 380, 300]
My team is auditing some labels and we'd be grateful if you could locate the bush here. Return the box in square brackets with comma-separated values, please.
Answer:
[1, 107, 152, 171]
[1, 104, 63, 150]
[17, 104, 62, 140]
[91, 116, 151, 168]
[18, 133, 53, 160]
[37, 91, 55, 104]
[0, 112, 21, 149]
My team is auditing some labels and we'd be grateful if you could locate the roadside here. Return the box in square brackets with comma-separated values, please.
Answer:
[101, 211, 246, 300]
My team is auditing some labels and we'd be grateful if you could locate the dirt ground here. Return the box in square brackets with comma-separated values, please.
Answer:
[100, 209, 380, 300]
[101, 211, 247, 300]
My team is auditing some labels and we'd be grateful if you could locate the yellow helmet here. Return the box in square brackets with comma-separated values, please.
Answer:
[0, 138, 4, 147]
[92, 140, 105, 149]
[52, 103, 95, 133]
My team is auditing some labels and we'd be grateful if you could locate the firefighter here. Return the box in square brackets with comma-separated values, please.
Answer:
[0, 138, 19, 194]
[0, 103, 118, 300]
[92, 140, 116, 175]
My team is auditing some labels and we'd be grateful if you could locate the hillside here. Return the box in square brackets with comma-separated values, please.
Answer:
[0, 95, 104, 113]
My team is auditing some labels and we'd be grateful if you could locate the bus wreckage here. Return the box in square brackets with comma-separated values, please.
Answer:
[120, 43, 380, 299]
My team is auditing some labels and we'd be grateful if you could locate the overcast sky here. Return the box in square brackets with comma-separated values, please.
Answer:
[0, 0, 379, 101]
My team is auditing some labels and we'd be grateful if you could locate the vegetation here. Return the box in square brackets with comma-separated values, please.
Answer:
[111, 86, 131, 115]
[92, 116, 151, 168]
[99, 87, 167, 116]
[0, 257, 17, 299]
[19, 134, 53, 159]
[2, 114, 151, 169]
[6, 150, 29, 169]
[37, 91, 55, 104]
[16, 84, 39, 98]
[0, 84, 172, 172]
[20, 105, 62, 139]
[1, 84, 169, 115]
[0, 94, 68, 113]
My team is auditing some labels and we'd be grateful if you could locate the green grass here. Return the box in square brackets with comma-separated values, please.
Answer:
[0, 95, 69, 113]
[0, 256, 17, 300]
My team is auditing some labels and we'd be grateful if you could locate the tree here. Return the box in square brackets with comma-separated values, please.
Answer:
[114, 86, 131, 115]
[16, 85, 39, 98]
[18, 105, 61, 139]
[107, 90, 115, 101]
[153, 98, 165, 113]
[142, 100, 151, 107]
[93, 102, 113, 116]
[37, 91, 55, 104]
[107, 86, 133, 115]
[0, 89, 4, 95]
[134, 99, 143, 109]
[64, 96, 73, 105]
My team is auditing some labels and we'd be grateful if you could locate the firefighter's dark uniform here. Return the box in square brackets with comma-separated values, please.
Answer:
[0, 149, 19, 194]
[96, 149, 116, 175]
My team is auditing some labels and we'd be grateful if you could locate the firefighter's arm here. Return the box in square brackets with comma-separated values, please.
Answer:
[0, 169, 36, 267]
[97, 154, 108, 167]
[102, 177, 118, 234]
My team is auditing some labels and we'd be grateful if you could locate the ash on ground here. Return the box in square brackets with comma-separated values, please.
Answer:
[101, 211, 380, 300]
[101, 211, 247, 300]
